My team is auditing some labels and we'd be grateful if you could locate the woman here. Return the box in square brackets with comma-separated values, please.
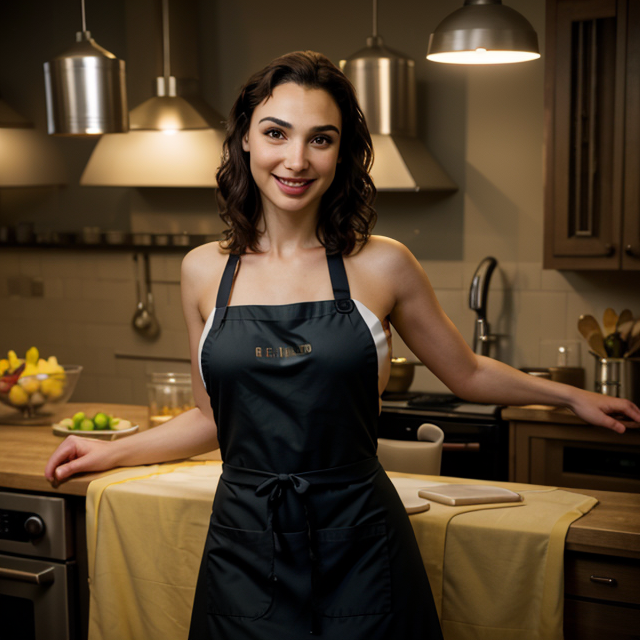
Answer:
[45, 51, 640, 640]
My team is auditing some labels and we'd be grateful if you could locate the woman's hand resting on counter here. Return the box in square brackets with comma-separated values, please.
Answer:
[566, 388, 640, 434]
[44, 407, 220, 488]
[45, 436, 117, 488]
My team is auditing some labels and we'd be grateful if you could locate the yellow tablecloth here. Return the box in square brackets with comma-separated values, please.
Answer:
[86, 463, 597, 640]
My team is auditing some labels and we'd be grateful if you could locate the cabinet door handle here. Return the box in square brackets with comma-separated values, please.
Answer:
[590, 575, 617, 586]
[625, 244, 640, 257]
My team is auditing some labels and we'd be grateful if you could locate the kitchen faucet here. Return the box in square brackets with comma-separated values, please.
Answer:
[469, 256, 498, 356]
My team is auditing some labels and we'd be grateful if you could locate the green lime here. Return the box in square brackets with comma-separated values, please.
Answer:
[72, 412, 86, 429]
[79, 418, 95, 431]
[93, 412, 110, 430]
[108, 415, 120, 430]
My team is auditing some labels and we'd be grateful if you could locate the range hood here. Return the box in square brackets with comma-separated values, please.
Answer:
[341, 36, 456, 192]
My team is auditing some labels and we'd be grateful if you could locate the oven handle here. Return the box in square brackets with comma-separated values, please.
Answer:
[443, 442, 481, 451]
[0, 566, 55, 585]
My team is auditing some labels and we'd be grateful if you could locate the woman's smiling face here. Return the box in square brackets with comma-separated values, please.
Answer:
[242, 82, 342, 219]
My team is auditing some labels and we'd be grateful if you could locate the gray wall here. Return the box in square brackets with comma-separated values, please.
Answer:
[1, 0, 639, 403]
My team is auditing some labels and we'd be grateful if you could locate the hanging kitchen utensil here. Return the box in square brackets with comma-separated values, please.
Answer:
[142, 252, 161, 340]
[603, 308, 618, 337]
[132, 253, 153, 335]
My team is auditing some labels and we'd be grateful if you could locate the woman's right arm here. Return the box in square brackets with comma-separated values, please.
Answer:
[44, 245, 222, 486]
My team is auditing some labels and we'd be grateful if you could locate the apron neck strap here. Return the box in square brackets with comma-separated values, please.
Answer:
[326, 251, 354, 313]
[213, 253, 240, 329]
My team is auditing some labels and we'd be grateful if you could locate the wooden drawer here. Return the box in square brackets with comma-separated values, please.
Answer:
[565, 552, 640, 605]
[564, 598, 640, 640]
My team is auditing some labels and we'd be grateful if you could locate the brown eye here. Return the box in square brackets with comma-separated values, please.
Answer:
[265, 129, 284, 139]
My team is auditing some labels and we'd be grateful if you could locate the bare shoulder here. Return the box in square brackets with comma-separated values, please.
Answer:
[181, 242, 231, 321]
[348, 235, 419, 276]
[182, 241, 229, 285]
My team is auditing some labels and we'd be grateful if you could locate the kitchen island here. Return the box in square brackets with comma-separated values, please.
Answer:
[1, 403, 639, 640]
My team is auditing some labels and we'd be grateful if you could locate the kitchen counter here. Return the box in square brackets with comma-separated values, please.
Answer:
[503, 403, 640, 427]
[1, 403, 639, 557]
[0, 402, 219, 496]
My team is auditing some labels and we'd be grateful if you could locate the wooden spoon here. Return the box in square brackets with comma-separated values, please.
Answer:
[617, 309, 633, 331]
[603, 308, 618, 337]
[625, 334, 640, 358]
[618, 320, 634, 342]
[587, 332, 608, 358]
[578, 314, 603, 341]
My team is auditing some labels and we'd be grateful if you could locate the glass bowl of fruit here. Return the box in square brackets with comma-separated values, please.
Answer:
[0, 348, 83, 425]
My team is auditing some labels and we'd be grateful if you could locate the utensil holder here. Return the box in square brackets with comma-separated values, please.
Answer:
[593, 356, 640, 402]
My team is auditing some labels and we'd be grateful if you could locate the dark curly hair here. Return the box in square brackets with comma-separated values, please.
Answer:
[216, 50, 376, 255]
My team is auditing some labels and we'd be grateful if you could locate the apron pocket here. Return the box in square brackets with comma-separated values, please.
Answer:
[315, 521, 392, 617]
[206, 523, 274, 618]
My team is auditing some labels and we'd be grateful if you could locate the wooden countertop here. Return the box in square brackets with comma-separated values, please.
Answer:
[502, 405, 586, 424]
[502, 403, 640, 429]
[1, 403, 639, 558]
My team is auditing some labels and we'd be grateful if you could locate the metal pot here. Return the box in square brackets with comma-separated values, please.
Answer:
[386, 358, 421, 393]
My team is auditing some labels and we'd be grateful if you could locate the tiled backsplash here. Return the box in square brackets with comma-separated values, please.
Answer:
[1, 248, 638, 404]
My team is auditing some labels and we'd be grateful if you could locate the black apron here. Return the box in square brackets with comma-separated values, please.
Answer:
[188, 251, 443, 640]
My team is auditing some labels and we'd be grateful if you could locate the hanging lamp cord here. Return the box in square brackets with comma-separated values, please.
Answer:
[162, 0, 171, 80]
[80, 0, 87, 33]
[372, 0, 378, 37]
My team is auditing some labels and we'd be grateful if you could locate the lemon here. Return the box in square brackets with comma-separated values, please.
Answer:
[18, 376, 40, 395]
[8, 351, 22, 372]
[8, 385, 29, 407]
[0, 359, 8, 374]
[25, 347, 39, 365]
[21, 363, 38, 378]
[41, 377, 64, 400]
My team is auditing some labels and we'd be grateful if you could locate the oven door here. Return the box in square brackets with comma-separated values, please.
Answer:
[0, 553, 76, 640]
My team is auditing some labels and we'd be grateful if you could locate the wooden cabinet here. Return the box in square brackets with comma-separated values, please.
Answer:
[544, 0, 640, 270]
[564, 552, 640, 639]
[506, 412, 640, 492]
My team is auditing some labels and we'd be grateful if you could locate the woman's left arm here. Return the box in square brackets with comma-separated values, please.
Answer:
[385, 242, 640, 434]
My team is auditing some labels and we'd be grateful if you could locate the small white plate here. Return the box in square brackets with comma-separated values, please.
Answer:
[52, 423, 139, 440]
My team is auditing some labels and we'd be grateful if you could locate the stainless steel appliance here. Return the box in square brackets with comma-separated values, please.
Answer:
[380, 392, 508, 481]
[0, 490, 80, 640]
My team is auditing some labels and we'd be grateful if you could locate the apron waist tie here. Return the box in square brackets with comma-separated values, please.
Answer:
[221, 457, 380, 635]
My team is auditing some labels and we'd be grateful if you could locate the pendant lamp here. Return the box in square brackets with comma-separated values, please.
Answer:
[427, 0, 540, 64]
[340, 0, 456, 191]
[80, 0, 225, 186]
[129, 0, 223, 133]
[43, 0, 128, 135]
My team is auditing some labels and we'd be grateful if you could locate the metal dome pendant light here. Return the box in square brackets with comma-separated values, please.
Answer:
[43, 0, 128, 135]
[340, 0, 456, 191]
[129, 0, 223, 133]
[427, 0, 540, 65]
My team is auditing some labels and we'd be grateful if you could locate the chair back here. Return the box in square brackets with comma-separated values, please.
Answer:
[377, 423, 444, 476]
